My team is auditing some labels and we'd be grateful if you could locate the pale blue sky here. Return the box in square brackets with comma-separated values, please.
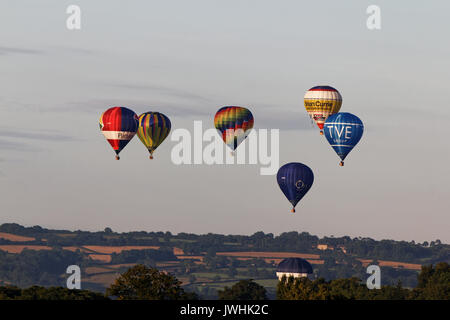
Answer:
[1, 1, 449, 243]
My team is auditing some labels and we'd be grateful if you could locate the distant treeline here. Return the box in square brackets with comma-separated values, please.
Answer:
[110, 248, 176, 264]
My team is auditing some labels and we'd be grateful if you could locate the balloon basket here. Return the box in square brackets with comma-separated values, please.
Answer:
[339, 161, 344, 167]
[291, 208, 296, 213]
[319, 131, 324, 135]
[115, 155, 120, 160]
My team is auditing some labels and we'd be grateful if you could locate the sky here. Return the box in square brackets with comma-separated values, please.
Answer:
[0, 1, 449, 243]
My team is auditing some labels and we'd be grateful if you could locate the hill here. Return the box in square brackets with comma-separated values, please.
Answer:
[0, 223, 448, 298]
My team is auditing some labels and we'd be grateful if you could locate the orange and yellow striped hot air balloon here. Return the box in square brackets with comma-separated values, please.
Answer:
[304, 86, 342, 135]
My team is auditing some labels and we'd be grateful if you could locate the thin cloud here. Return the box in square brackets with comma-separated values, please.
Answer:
[108, 83, 212, 104]
[0, 138, 41, 152]
[0, 45, 95, 57]
[65, 98, 312, 130]
[257, 110, 312, 131]
[47, 45, 95, 55]
[242, 103, 312, 131]
[0, 46, 43, 55]
[0, 129, 77, 154]
[39, 80, 217, 116]
[0, 129, 76, 142]
[66, 98, 214, 118]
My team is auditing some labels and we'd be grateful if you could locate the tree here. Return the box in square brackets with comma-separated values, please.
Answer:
[412, 262, 450, 299]
[19, 286, 108, 300]
[277, 276, 331, 300]
[276, 276, 411, 300]
[0, 286, 21, 300]
[104, 227, 113, 234]
[106, 264, 197, 300]
[218, 279, 267, 300]
[0, 286, 107, 300]
[367, 281, 410, 300]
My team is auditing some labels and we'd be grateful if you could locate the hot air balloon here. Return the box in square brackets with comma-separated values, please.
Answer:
[99, 107, 138, 160]
[304, 86, 342, 135]
[214, 106, 254, 152]
[277, 163, 314, 213]
[276, 258, 313, 280]
[323, 112, 364, 166]
[136, 112, 171, 159]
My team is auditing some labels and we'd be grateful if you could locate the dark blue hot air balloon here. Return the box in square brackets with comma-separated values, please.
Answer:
[277, 163, 314, 213]
[276, 258, 313, 280]
[323, 112, 364, 166]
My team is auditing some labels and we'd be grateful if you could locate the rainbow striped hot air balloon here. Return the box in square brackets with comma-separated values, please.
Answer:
[214, 106, 254, 152]
[99, 107, 138, 160]
[136, 112, 171, 159]
[304, 86, 342, 135]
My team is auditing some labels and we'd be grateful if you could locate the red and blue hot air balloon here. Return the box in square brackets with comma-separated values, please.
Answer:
[99, 106, 138, 160]
[277, 163, 314, 213]
[323, 112, 364, 166]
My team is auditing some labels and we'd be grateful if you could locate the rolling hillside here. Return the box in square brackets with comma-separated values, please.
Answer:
[0, 223, 448, 298]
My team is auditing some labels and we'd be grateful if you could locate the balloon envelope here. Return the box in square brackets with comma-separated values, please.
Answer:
[137, 112, 171, 158]
[214, 106, 254, 151]
[99, 107, 138, 157]
[323, 112, 364, 163]
[304, 86, 342, 132]
[277, 163, 314, 211]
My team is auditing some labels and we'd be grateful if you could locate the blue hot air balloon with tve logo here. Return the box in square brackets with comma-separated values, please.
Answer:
[323, 112, 364, 166]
